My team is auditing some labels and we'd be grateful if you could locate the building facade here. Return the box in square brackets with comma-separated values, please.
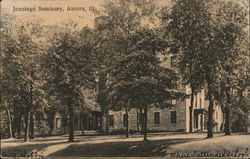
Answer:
[107, 89, 223, 133]
[106, 54, 223, 133]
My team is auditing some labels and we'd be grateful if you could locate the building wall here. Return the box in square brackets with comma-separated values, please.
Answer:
[51, 112, 64, 135]
[101, 53, 223, 133]
[213, 101, 224, 132]
[108, 99, 187, 132]
[203, 100, 224, 132]
[248, 112, 250, 133]
[184, 86, 206, 132]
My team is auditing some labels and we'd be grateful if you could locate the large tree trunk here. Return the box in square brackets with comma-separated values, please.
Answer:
[189, 88, 195, 133]
[125, 107, 129, 138]
[224, 106, 231, 135]
[18, 115, 22, 138]
[80, 113, 84, 135]
[12, 114, 16, 138]
[220, 103, 226, 132]
[224, 88, 231, 135]
[143, 106, 148, 141]
[24, 108, 31, 142]
[5, 107, 13, 138]
[136, 109, 140, 133]
[68, 100, 75, 142]
[140, 108, 144, 134]
[105, 110, 109, 134]
[24, 76, 34, 142]
[62, 115, 68, 134]
[12, 109, 20, 138]
[207, 85, 214, 138]
[16, 122, 22, 138]
[30, 114, 34, 139]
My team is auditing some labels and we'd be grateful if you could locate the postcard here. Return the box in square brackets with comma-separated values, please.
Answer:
[1, 0, 249, 158]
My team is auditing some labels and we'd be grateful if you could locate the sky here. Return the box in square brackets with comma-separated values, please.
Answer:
[1, 0, 103, 28]
[1, 0, 170, 29]
[1, 0, 248, 31]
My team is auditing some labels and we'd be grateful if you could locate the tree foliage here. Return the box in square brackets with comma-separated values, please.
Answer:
[1, 14, 47, 140]
[164, 0, 249, 137]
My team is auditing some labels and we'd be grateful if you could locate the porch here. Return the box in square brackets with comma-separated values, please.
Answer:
[193, 109, 207, 132]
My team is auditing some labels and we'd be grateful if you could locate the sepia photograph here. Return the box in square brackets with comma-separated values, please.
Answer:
[0, 0, 249, 158]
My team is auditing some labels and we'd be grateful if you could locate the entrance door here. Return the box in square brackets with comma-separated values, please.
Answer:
[195, 114, 199, 129]
[200, 114, 203, 129]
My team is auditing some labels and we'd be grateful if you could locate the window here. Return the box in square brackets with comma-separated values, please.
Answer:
[171, 99, 177, 105]
[123, 114, 128, 127]
[137, 113, 143, 124]
[195, 96, 198, 108]
[170, 111, 177, 124]
[200, 98, 202, 108]
[56, 118, 62, 129]
[195, 114, 198, 128]
[109, 115, 114, 127]
[154, 112, 160, 124]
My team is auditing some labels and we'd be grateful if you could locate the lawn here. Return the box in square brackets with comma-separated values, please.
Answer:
[1, 132, 202, 157]
[165, 134, 250, 158]
[48, 133, 249, 157]
[1, 137, 68, 158]
[1, 133, 249, 157]
[48, 138, 195, 157]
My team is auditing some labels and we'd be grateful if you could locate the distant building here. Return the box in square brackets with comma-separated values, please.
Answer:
[107, 86, 223, 133]
[103, 54, 223, 133]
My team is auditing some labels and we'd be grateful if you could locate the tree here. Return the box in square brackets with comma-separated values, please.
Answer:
[211, 0, 249, 135]
[165, 0, 209, 133]
[164, 0, 248, 138]
[113, 47, 182, 140]
[93, 0, 161, 135]
[109, 32, 182, 140]
[107, 85, 131, 137]
[97, 70, 112, 133]
[94, 0, 183, 140]
[231, 90, 250, 132]
[1, 14, 46, 141]
[15, 21, 45, 142]
[45, 22, 96, 142]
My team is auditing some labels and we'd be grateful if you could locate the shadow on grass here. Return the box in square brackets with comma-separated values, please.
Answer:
[232, 132, 250, 135]
[49, 138, 198, 157]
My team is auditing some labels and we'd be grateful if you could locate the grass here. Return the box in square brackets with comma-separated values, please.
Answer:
[165, 134, 250, 158]
[48, 138, 195, 157]
[1, 142, 64, 158]
[2, 133, 248, 157]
